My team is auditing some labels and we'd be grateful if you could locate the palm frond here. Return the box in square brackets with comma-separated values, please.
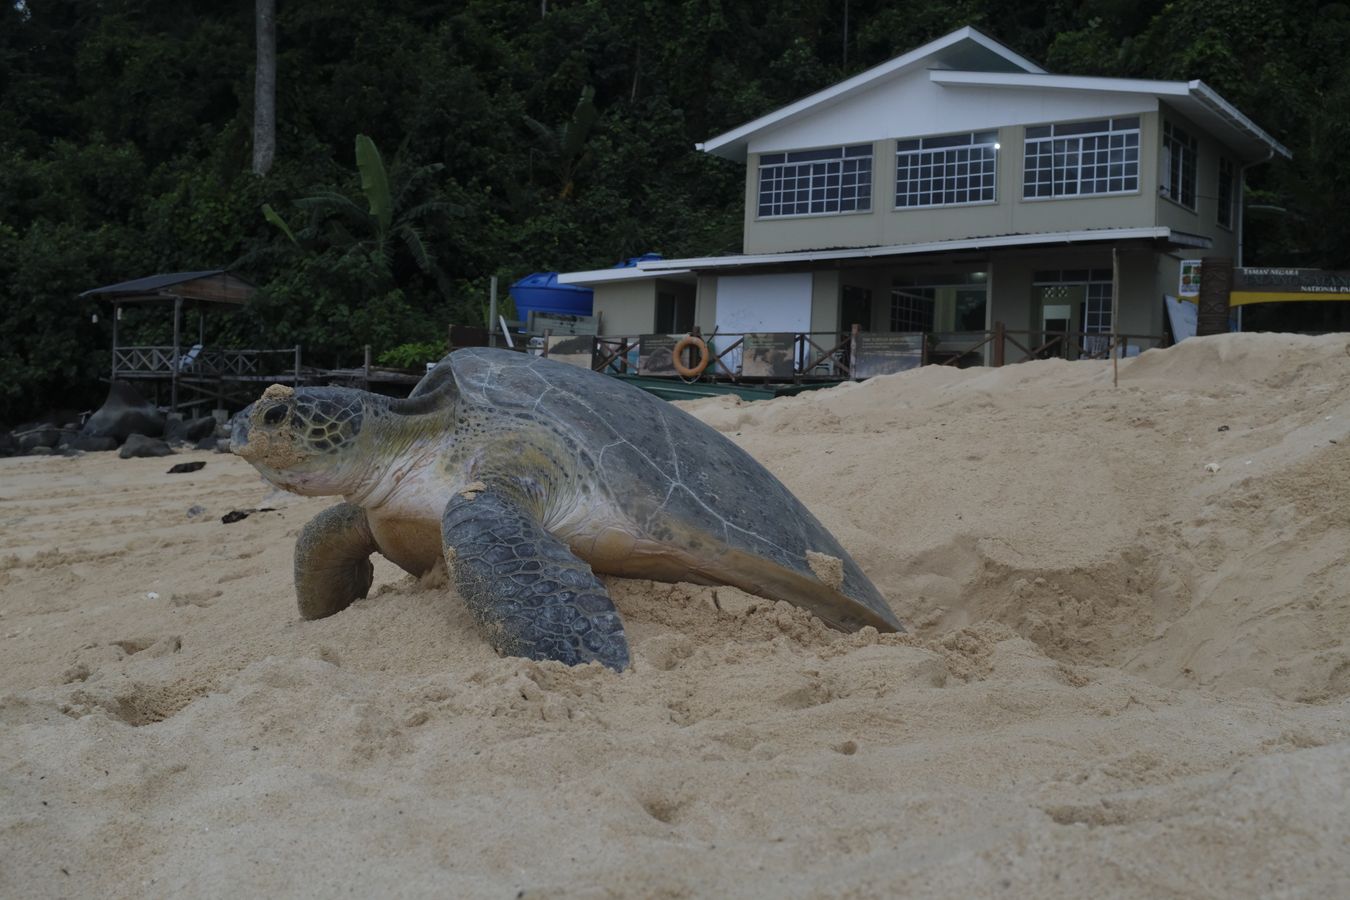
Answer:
[355, 134, 393, 234]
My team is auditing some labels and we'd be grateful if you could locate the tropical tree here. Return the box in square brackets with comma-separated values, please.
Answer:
[264, 134, 457, 292]
[523, 85, 600, 199]
[252, 0, 277, 175]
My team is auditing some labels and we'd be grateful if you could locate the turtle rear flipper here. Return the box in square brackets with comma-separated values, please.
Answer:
[294, 502, 377, 619]
[442, 487, 630, 671]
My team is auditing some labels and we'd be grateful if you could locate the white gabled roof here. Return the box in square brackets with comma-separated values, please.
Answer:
[628, 227, 1211, 273]
[698, 26, 1044, 161]
[929, 70, 1290, 162]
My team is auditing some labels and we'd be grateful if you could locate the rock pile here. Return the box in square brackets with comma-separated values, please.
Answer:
[1, 381, 234, 459]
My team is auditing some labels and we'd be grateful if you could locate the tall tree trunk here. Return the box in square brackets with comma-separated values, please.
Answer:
[252, 0, 276, 175]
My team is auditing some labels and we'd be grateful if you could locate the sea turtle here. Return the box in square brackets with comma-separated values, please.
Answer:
[231, 348, 902, 670]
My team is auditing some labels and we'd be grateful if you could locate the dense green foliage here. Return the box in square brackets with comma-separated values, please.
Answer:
[2, 0, 1347, 424]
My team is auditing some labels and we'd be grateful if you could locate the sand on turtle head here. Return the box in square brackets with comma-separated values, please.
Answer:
[262, 384, 296, 401]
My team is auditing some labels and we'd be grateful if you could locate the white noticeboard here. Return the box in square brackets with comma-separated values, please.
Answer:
[714, 273, 813, 373]
[1164, 294, 1197, 342]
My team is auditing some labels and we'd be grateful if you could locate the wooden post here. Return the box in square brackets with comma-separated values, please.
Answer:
[542, 329, 552, 357]
[171, 295, 182, 411]
[993, 320, 1005, 367]
[850, 323, 861, 381]
[293, 345, 301, 384]
[1196, 257, 1234, 337]
[488, 276, 499, 348]
[1112, 247, 1121, 388]
[110, 302, 120, 380]
[363, 344, 371, 387]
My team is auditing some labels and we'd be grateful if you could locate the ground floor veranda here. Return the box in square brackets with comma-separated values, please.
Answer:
[584, 238, 1193, 375]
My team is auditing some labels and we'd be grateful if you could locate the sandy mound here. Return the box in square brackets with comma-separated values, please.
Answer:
[1, 333, 1347, 897]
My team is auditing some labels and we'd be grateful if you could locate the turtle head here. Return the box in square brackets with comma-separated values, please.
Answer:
[232, 384, 375, 496]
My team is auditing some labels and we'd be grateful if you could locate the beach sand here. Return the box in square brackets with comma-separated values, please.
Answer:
[1, 332, 1347, 898]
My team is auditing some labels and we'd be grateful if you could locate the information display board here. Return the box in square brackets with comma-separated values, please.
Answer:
[852, 332, 924, 379]
[741, 332, 796, 379]
[637, 334, 678, 376]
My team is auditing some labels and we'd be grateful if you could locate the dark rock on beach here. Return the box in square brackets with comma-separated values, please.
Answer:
[82, 381, 165, 440]
[70, 435, 120, 452]
[15, 426, 62, 453]
[164, 415, 218, 446]
[119, 434, 175, 459]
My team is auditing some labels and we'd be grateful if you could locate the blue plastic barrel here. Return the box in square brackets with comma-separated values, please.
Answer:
[509, 272, 594, 318]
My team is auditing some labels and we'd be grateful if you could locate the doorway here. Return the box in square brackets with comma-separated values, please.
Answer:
[840, 285, 873, 333]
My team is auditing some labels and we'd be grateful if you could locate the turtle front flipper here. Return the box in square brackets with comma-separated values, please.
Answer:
[294, 502, 377, 619]
[441, 487, 629, 671]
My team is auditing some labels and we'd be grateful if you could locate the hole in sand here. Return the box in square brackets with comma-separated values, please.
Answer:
[639, 795, 687, 825]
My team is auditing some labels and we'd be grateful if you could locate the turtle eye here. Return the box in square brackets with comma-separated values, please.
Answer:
[263, 404, 287, 425]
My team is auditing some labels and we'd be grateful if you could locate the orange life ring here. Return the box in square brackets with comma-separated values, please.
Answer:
[672, 335, 709, 378]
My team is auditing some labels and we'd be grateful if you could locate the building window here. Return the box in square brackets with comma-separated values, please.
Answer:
[757, 144, 872, 217]
[1162, 120, 1198, 209]
[1023, 117, 1140, 199]
[895, 131, 998, 208]
[1217, 157, 1236, 229]
[890, 287, 935, 331]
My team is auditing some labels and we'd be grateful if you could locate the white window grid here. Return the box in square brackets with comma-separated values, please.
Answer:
[1023, 118, 1140, 199]
[757, 145, 872, 217]
[1217, 157, 1235, 228]
[895, 131, 997, 208]
[1162, 120, 1198, 209]
[889, 287, 935, 332]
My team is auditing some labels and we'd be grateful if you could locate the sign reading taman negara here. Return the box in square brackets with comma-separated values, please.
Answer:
[1231, 268, 1350, 305]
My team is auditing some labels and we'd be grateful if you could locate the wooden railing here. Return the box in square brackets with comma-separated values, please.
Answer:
[583, 324, 1167, 383]
[113, 345, 302, 379]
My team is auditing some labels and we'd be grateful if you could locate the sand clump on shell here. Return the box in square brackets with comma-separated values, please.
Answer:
[0, 332, 1348, 897]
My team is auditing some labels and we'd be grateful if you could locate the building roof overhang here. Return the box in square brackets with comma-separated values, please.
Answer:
[557, 267, 695, 287]
[602, 227, 1212, 276]
[697, 26, 1045, 162]
[80, 270, 257, 305]
[928, 71, 1290, 163]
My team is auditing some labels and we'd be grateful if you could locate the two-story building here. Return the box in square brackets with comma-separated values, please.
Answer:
[559, 26, 1288, 361]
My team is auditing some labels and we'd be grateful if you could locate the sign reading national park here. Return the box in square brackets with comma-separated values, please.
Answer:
[1230, 268, 1350, 305]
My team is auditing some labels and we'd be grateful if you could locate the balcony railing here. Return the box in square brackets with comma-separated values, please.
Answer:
[112, 345, 302, 379]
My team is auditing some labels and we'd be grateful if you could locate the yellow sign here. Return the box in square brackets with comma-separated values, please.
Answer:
[1230, 268, 1350, 307]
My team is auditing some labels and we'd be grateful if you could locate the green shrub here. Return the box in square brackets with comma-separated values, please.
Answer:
[377, 341, 445, 369]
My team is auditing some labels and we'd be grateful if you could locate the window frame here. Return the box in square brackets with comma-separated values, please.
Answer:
[1161, 119, 1199, 211]
[755, 143, 874, 219]
[1021, 116, 1141, 202]
[893, 130, 999, 210]
[889, 286, 936, 332]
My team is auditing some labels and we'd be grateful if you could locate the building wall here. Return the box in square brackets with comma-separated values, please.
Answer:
[741, 67, 1173, 255]
[592, 281, 655, 335]
[744, 115, 1165, 254]
[694, 274, 718, 333]
[810, 270, 840, 334]
[1154, 102, 1240, 261]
